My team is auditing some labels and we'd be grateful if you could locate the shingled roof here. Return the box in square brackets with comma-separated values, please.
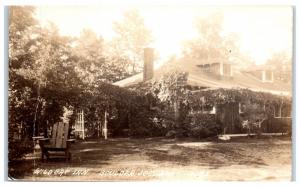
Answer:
[113, 57, 292, 96]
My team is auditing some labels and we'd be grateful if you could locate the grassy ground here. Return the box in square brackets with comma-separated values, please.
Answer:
[8, 136, 292, 181]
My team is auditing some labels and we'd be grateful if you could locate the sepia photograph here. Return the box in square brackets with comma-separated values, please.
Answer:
[7, 3, 293, 181]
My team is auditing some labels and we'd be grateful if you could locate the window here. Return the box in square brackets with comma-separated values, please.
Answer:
[189, 105, 216, 114]
[265, 70, 273, 81]
[223, 63, 232, 77]
[239, 103, 245, 114]
[198, 63, 233, 77]
[262, 70, 273, 82]
[202, 105, 215, 114]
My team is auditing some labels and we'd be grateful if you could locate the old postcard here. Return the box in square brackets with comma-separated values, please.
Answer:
[8, 3, 293, 181]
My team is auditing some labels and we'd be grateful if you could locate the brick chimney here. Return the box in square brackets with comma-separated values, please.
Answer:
[143, 48, 154, 81]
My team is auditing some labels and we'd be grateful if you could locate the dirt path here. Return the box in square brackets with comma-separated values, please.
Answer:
[9, 137, 292, 181]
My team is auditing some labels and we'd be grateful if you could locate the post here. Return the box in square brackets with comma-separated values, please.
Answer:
[82, 110, 85, 140]
[103, 110, 108, 140]
[279, 96, 283, 118]
[97, 123, 100, 138]
[279, 105, 282, 118]
[220, 62, 224, 76]
[174, 100, 179, 124]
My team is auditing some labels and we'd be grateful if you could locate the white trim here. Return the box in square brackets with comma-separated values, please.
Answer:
[220, 62, 224, 76]
[209, 106, 216, 114]
[262, 70, 266, 82]
[238, 102, 243, 114]
[75, 110, 85, 139]
[262, 70, 274, 83]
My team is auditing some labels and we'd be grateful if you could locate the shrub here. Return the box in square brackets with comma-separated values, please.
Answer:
[8, 138, 33, 161]
[183, 113, 222, 139]
[128, 108, 167, 137]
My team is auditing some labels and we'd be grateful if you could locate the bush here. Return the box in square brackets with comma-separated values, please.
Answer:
[183, 113, 222, 139]
[128, 108, 167, 137]
[8, 138, 33, 161]
[129, 120, 167, 137]
[261, 117, 292, 133]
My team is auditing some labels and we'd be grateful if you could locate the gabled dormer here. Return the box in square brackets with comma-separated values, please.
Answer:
[246, 65, 274, 83]
[198, 62, 233, 78]
[261, 70, 274, 83]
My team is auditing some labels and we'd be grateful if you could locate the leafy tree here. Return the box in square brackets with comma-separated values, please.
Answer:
[9, 6, 38, 137]
[8, 6, 40, 161]
[72, 29, 106, 85]
[183, 12, 228, 61]
[112, 9, 153, 73]
[9, 6, 37, 54]
[15, 22, 83, 135]
[73, 28, 134, 85]
[266, 51, 292, 83]
[183, 12, 248, 68]
[9, 6, 84, 140]
[8, 6, 157, 160]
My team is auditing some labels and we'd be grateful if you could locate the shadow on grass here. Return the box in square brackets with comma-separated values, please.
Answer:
[8, 160, 37, 180]
[9, 137, 280, 179]
[8, 139, 141, 179]
[144, 140, 267, 169]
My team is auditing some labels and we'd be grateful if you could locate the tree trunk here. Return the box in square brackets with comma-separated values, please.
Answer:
[132, 63, 135, 73]
[33, 85, 41, 136]
[97, 122, 100, 138]
[174, 100, 179, 126]
[103, 110, 108, 139]
[279, 98, 283, 118]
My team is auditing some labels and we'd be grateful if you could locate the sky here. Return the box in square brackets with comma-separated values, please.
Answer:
[35, 5, 293, 65]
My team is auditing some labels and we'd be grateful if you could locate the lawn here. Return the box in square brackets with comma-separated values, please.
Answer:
[8, 136, 292, 181]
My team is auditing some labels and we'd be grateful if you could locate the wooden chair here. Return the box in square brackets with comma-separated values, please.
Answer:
[39, 122, 75, 162]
